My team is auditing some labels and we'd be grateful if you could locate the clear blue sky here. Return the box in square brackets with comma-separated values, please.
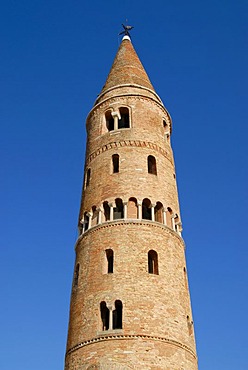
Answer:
[1, 1, 247, 369]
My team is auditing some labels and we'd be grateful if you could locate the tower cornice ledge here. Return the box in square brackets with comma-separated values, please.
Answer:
[65, 333, 197, 360]
[95, 83, 163, 105]
[75, 219, 185, 251]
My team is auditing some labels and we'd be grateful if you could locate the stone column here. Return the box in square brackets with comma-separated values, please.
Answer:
[109, 203, 114, 221]
[78, 219, 84, 235]
[97, 207, 102, 225]
[108, 306, 113, 330]
[162, 208, 167, 226]
[171, 214, 176, 231]
[87, 212, 92, 229]
[151, 204, 155, 221]
[137, 200, 142, 220]
[176, 221, 182, 236]
[123, 201, 128, 219]
[112, 111, 120, 131]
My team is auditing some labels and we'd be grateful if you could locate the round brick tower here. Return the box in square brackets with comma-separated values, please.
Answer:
[64, 35, 198, 370]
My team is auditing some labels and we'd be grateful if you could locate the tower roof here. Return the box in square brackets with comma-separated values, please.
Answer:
[100, 36, 155, 95]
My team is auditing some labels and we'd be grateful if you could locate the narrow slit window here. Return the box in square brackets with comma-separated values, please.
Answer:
[73, 264, 80, 287]
[106, 249, 114, 273]
[113, 300, 123, 329]
[86, 168, 91, 187]
[118, 107, 130, 129]
[100, 301, 109, 331]
[147, 156, 157, 175]
[148, 250, 159, 275]
[112, 154, 119, 173]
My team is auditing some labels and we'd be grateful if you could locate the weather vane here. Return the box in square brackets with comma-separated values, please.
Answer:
[119, 23, 134, 38]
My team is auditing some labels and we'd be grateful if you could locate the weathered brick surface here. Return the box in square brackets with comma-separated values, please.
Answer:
[65, 37, 197, 369]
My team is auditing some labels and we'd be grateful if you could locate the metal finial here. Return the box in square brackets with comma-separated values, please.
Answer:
[119, 23, 134, 38]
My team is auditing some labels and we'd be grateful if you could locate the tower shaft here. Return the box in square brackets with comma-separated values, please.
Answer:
[65, 37, 197, 370]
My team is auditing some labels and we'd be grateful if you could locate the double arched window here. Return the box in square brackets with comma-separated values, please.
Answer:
[105, 107, 130, 132]
[100, 300, 123, 331]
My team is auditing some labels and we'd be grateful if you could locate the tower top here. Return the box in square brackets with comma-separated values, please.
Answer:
[96, 35, 156, 105]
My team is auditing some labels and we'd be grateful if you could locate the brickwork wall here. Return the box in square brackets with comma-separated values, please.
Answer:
[79, 93, 178, 222]
[65, 39, 197, 369]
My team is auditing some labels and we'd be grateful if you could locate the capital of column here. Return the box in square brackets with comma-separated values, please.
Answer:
[111, 111, 121, 119]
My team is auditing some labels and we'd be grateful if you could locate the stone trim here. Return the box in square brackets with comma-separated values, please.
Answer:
[86, 140, 173, 167]
[75, 219, 185, 250]
[65, 334, 197, 360]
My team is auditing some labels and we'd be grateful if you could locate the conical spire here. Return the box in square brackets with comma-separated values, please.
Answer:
[100, 36, 155, 94]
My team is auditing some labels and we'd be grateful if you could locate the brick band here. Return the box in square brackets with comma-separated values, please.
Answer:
[86, 140, 173, 166]
[66, 334, 197, 359]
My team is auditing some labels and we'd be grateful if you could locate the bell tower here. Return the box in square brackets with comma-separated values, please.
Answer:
[64, 34, 198, 370]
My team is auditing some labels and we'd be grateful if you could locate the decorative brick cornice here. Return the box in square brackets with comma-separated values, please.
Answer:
[75, 219, 185, 250]
[65, 334, 197, 360]
[86, 139, 174, 167]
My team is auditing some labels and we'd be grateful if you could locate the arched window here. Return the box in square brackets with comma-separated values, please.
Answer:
[163, 119, 170, 143]
[118, 107, 130, 129]
[187, 315, 193, 335]
[78, 222, 83, 236]
[105, 110, 114, 131]
[84, 212, 89, 231]
[154, 202, 163, 223]
[174, 213, 180, 232]
[112, 154, 119, 173]
[147, 155, 157, 175]
[183, 267, 188, 289]
[148, 250, 159, 275]
[114, 198, 124, 220]
[73, 263, 80, 287]
[103, 201, 110, 221]
[105, 249, 114, 273]
[166, 207, 173, 229]
[127, 197, 138, 219]
[91, 206, 98, 227]
[142, 198, 151, 220]
[113, 300, 123, 329]
[85, 168, 91, 187]
[100, 301, 109, 331]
